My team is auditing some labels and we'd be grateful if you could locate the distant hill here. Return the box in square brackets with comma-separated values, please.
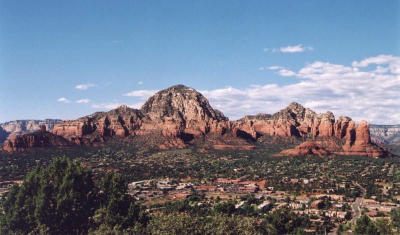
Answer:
[0, 119, 62, 144]
[370, 124, 400, 145]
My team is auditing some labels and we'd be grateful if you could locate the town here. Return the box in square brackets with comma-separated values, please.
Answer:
[0, 142, 399, 233]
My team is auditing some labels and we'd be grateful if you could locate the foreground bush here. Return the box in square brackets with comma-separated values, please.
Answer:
[0, 157, 147, 234]
[0, 157, 316, 234]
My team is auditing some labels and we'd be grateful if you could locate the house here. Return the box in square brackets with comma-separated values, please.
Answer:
[238, 183, 259, 193]
[167, 193, 192, 200]
[362, 199, 379, 205]
[196, 185, 217, 192]
[215, 178, 236, 184]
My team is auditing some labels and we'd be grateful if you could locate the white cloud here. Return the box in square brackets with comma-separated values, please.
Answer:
[138, 81, 144, 85]
[352, 54, 397, 67]
[278, 69, 296, 77]
[57, 97, 70, 103]
[258, 67, 265, 71]
[76, 99, 90, 104]
[267, 66, 296, 77]
[280, 44, 314, 53]
[93, 54, 399, 124]
[123, 90, 158, 99]
[352, 54, 400, 74]
[268, 66, 283, 70]
[75, 83, 95, 90]
[264, 45, 314, 53]
[91, 102, 144, 110]
[201, 54, 400, 124]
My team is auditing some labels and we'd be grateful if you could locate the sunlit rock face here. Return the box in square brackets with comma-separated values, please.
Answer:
[1, 85, 389, 157]
[0, 119, 62, 144]
[51, 85, 230, 149]
[234, 102, 387, 158]
[2, 126, 71, 152]
[140, 84, 230, 138]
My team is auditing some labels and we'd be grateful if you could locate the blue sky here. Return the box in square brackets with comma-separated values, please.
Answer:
[0, 1, 399, 124]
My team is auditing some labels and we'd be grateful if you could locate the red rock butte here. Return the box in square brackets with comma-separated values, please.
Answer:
[1, 85, 389, 158]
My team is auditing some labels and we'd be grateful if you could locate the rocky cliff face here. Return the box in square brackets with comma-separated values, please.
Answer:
[1, 119, 61, 133]
[278, 141, 330, 157]
[1, 85, 389, 157]
[370, 125, 400, 145]
[52, 105, 144, 145]
[141, 85, 229, 138]
[233, 102, 336, 138]
[233, 102, 387, 158]
[52, 85, 230, 148]
[2, 126, 72, 152]
[0, 119, 62, 144]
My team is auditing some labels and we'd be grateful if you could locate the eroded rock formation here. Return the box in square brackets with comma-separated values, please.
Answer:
[1, 85, 389, 157]
[52, 85, 230, 149]
[0, 119, 62, 145]
[233, 102, 387, 158]
[140, 85, 230, 138]
[233, 102, 336, 138]
[2, 126, 71, 152]
[52, 105, 143, 145]
[278, 141, 330, 157]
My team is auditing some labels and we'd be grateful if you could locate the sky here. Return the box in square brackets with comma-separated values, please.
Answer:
[0, 0, 399, 124]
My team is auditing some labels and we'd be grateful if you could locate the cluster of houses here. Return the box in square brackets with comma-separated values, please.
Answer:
[127, 176, 267, 201]
[362, 199, 398, 217]
[126, 176, 399, 227]
[128, 179, 193, 200]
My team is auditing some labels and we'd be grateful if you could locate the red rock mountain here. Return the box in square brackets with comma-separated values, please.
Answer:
[1, 85, 389, 157]
[232, 102, 386, 157]
[51, 85, 230, 148]
[2, 126, 71, 152]
[0, 119, 62, 144]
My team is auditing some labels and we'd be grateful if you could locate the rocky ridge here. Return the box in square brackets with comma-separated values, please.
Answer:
[233, 103, 386, 158]
[2, 126, 71, 152]
[0, 119, 62, 144]
[1, 85, 389, 157]
[370, 124, 400, 145]
[51, 85, 230, 149]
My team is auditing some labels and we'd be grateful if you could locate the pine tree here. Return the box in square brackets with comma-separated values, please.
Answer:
[0, 157, 97, 234]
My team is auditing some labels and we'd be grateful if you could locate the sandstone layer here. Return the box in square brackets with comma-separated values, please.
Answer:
[52, 85, 230, 149]
[0, 119, 62, 145]
[2, 126, 71, 152]
[233, 102, 387, 158]
[278, 141, 330, 157]
[1, 85, 389, 157]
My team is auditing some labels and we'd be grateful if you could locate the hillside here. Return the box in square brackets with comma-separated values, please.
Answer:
[0, 119, 62, 144]
[370, 124, 400, 145]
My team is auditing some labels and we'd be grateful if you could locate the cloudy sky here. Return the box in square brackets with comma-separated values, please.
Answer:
[0, 1, 399, 124]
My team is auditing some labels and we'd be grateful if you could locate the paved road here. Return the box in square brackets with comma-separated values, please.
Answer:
[351, 182, 366, 224]
[351, 197, 362, 224]
[329, 182, 366, 234]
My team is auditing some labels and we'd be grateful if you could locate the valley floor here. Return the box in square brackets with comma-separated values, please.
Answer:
[0, 142, 399, 234]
